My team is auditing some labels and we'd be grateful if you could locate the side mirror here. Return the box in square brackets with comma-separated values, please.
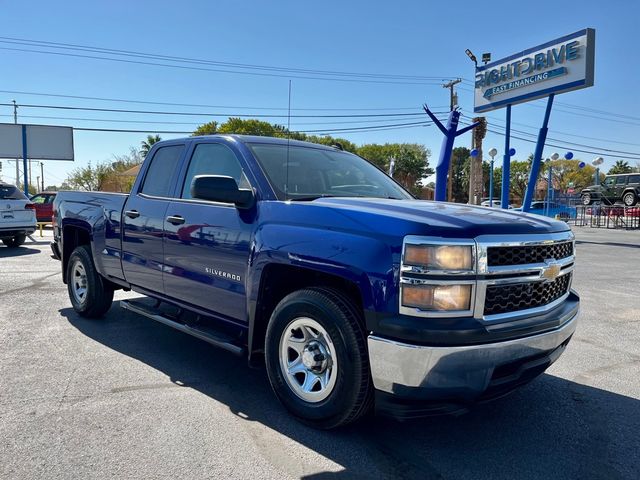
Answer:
[191, 175, 254, 209]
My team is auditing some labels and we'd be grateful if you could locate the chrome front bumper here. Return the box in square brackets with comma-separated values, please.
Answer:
[368, 307, 578, 400]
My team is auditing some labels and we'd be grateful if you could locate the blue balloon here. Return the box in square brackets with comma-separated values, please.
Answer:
[578, 161, 586, 169]
[565, 152, 574, 160]
[509, 148, 516, 156]
[470, 149, 479, 157]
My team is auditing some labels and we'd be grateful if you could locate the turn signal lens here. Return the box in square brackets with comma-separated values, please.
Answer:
[402, 284, 472, 311]
[404, 245, 473, 270]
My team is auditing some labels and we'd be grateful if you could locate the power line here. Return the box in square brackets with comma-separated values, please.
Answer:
[0, 36, 454, 82]
[459, 80, 640, 126]
[479, 121, 640, 158]
[0, 102, 443, 119]
[0, 39, 452, 86]
[460, 121, 640, 160]
[0, 113, 449, 127]
[459, 108, 640, 148]
[0, 89, 444, 112]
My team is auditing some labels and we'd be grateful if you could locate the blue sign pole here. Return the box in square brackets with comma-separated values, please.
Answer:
[523, 93, 555, 212]
[500, 104, 512, 209]
[22, 125, 29, 195]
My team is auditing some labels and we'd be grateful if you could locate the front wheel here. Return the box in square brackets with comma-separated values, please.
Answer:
[581, 193, 593, 206]
[265, 288, 373, 429]
[623, 191, 637, 206]
[2, 234, 26, 248]
[67, 245, 114, 318]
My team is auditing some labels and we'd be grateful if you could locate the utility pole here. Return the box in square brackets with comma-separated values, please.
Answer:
[40, 162, 44, 191]
[442, 78, 462, 111]
[443, 79, 462, 201]
[13, 100, 19, 186]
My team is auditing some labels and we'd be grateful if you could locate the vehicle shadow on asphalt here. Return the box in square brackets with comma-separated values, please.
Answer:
[0, 246, 40, 257]
[60, 301, 638, 480]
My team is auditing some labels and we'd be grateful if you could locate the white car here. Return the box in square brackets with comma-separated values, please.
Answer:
[480, 199, 513, 208]
[0, 183, 36, 247]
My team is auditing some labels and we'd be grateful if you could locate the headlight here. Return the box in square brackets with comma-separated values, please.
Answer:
[404, 245, 473, 271]
[402, 284, 472, 311]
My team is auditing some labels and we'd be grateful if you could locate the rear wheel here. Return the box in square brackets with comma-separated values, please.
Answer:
[581, 193, 593, 205]
[623, 191, 637, 206]
[265, 288, 372, 429]
[67, 245, 114, 318]
[2, 234, 26, 247]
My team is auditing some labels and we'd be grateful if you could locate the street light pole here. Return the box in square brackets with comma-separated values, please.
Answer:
[488, 148, 497, 207]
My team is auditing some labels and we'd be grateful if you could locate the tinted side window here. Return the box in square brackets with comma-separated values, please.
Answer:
[604, 177, 615, 187]
[628, 175, 640, 184]
[181, 143, 250, 199]
[140, 145, 184, 197]
[616, 176, 627, 185]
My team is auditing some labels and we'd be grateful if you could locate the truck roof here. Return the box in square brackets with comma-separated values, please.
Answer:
[186, 134, 345, 151]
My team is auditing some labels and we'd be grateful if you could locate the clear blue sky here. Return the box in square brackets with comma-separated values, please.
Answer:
[1, 0, 638, 187]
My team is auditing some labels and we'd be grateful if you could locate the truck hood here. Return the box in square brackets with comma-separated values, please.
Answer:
[305, 198, 570, 237]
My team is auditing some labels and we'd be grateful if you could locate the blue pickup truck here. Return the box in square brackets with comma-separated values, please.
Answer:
[53, 135, 579, 428]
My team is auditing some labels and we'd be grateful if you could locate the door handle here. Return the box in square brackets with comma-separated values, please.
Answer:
[125, 209, 140, 219]
[166, 215, 185, 225]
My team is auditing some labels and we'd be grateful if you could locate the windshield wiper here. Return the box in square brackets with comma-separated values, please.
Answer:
[288, 194, 338, 201]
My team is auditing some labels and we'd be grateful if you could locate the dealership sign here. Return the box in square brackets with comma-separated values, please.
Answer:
[474, 29, 595, 113]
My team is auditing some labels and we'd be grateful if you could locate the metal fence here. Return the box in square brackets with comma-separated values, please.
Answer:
[572, 204, 640, 230]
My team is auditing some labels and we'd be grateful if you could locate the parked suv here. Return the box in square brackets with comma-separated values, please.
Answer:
[0, 183, 36, 247]
[581, 173, 640, 206]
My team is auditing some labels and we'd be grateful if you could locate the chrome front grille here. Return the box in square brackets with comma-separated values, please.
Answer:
[487, 241, 573, 267]
[484, 273, 572, 316]
[399, 231, 575, 322]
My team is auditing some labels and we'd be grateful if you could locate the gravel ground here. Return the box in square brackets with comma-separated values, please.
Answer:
[0, 227, 638, 480]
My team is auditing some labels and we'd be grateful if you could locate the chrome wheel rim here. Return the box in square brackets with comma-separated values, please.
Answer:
[71, 261, 88, 305]
[582, 194, 590, 205]
[623, 194, 634, 206]
[279, 317, 338, 403]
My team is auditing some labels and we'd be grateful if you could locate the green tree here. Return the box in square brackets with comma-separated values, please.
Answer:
[217, 118, 281, 136]
[140, 134, 162, 157]
[193, 121, 218, 136]
[357, 143, 432, 195]
[66, 162, 112, 191]
[509, 160, 535, 202]
[547, 159, 597, 192]
[608, 160, 632, 175]
[451, 147, 470, 202]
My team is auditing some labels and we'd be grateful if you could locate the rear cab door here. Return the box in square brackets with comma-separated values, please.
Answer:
[162, 138, 259, 323]
[121, 142, 186, 294]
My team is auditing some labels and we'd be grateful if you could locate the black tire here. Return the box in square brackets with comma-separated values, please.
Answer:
[581, 193, 593, 206]
[66, 245, 114, 318]
[265, 287, 373, 429]
[622, 191, 637, 207]
[2, 234, 26, 248]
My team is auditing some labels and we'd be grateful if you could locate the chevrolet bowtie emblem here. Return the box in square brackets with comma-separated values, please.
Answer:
[540, 261, 561, 282]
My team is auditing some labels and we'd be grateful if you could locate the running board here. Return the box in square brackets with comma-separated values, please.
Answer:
[120, 299, 245, 356]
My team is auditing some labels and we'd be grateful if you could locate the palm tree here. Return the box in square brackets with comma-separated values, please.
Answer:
[140, 134, 162, 157]
[608, 160, 632, 175]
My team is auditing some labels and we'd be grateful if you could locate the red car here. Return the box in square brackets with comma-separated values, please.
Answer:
[30, 192, 57, 222]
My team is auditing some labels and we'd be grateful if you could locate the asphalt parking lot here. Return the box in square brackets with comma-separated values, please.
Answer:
[1, 227, 638, 480]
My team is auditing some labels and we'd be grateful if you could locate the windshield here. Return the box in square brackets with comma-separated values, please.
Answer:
[0, 185, 27, 200]
[249, 144, 413, 201]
